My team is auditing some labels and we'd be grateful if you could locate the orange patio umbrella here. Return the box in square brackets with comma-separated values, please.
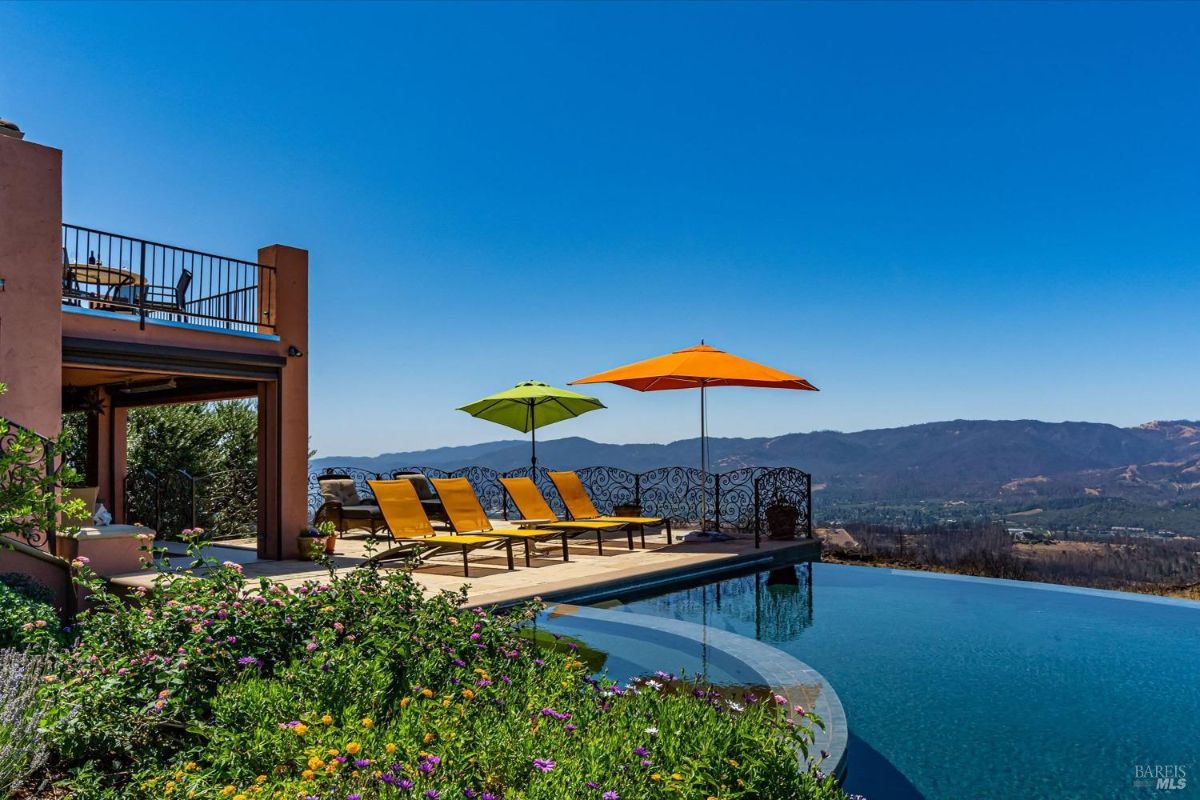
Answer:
[572, 342, 818, 537]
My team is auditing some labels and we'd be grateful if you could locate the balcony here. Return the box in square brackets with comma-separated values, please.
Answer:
[61, 223, 276, 335]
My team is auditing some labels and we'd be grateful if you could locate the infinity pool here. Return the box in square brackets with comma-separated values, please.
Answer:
[596, 562, 1200, 800]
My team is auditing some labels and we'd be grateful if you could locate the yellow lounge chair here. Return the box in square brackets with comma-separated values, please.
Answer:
[499, 476, 632, 556]
[367, 479, 513, 577]
[548, 470, 673, 546]
[433, 477, 585, 566]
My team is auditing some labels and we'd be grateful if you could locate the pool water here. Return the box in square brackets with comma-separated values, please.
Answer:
[599, 562, 1200, 800]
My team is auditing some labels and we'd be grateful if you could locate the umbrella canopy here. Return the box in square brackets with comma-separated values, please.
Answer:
[572, 343, 817, 535]
[457, 381, 605, 467]
[571, 343, 818, 392]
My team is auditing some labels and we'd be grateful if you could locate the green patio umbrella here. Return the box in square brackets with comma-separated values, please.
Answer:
[457, 381, 606, 467]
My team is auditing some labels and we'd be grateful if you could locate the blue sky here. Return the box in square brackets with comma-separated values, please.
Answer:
[3, 1, 1198, 456]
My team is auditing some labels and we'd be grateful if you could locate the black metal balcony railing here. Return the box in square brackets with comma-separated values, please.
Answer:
[309, 464, 814, 547]
[61, 224, 276, 334]
[122, 467, 257, 541]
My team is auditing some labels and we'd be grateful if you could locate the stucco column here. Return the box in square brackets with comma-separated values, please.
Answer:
[257, 245, 308, 559]
[0, 134, 62, 436]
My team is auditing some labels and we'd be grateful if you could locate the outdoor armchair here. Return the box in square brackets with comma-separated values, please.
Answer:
[548, 470, 672, 546]
[315, 474, 386, 537]
[366, 479, 512, 577]
[498, 476, 631, 556]
[433, 477, 576, 566]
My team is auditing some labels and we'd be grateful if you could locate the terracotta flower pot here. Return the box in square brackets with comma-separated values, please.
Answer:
[297, 535, 324, 560]
[324, 534, 337, 555]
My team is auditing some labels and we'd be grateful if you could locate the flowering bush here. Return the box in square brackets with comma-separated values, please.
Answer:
[0, 649, 57, 795]
[0, 574, 66, 651]
[39, 564, 848, 799]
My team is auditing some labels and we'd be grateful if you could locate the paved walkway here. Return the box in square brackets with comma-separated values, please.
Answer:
[124, 525, 820, 607]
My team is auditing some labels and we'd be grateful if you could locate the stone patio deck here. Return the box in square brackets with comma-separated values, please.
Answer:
[125, 523, 820, 607]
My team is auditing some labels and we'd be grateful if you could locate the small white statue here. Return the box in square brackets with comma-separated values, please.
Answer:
[93, 503, 112, 527]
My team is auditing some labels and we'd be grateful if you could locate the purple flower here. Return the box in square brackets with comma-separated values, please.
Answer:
[398, 778, 414, 790]
[348, 795, 362, 800]
[354, 758, 370, 768]
[603, 793, 619, 800]
[633, 746, 649, 757]
[424, 792, 440, 800]
[463, 791, 477, 799]
[481, 794, 499, 800]
[236, 655, 261, 667]
[586, 783, 599, 790]
[533, 758, 556, 773]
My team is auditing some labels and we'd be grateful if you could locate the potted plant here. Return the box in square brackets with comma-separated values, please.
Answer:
[297, 526, 325, 560]
[765, 497, 799, 540]
[318, 520, 337, 555]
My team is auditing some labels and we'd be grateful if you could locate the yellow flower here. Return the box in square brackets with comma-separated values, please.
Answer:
[461, 689, 475, 700]
[234, 795, 248, 800]
[423, 732, 435, 744]
[327, 748, 340, 757]
[672, 773, 684, 781]
[301, 770, 314, 780]
[308, 757, 325, 771]
[442, 698, 451, 708]
[346, 742, 361, 755]
[321, 714, 334, 726]
[292, 723, 309, 736]
[385, 743, 397, 754]
[222, 788, 236, 797]
[184, 762, 197, 772]
[421, 688, 433, 698]
[651, 773, 663, 781]
[255, 775, 267, 784]
[361, 717, 373, 729]
[400, 697, 411, 709]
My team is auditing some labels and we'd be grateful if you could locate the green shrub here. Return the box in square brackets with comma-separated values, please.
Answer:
[45, 565, 848, 800]
[0, 574, 65, 651]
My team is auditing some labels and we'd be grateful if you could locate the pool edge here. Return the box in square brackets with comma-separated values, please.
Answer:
[545, 602, 850, 782]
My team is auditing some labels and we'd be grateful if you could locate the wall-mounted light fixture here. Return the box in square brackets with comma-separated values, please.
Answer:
[287, 346, 304, 358]
[0, 277, 6, 291]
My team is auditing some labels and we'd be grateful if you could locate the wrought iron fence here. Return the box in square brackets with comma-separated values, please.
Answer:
[309, 464, 814, 547]
[0, 417, 63, 551]
[122, 467, 256, 540]
[61, 224, 276, 333]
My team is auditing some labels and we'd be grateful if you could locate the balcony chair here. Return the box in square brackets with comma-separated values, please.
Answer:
[314, 473, 386, 537]
[365, 479, 512, 577]
[61, 247, 88, 305]
[547, 470, 672, 546]
[499, 476, 631, 556]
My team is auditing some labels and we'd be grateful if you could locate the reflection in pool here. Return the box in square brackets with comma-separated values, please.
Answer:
[594, 562, 1200, 800]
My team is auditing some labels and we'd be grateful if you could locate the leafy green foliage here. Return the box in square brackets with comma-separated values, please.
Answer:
[0, 575, 65, 650]
[127, 400, 257, 479]
[43, 565, 847, 800]
[0, 383, 86, 548]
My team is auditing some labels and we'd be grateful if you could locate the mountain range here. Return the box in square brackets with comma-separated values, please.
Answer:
[313, 419, 1200, 520]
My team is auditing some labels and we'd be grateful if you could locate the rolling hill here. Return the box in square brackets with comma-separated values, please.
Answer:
[312, 419, 1200, 531]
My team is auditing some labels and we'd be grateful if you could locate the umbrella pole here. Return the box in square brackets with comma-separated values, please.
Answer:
[530, 402, 537, 469]
[700, 382, 706, 531]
